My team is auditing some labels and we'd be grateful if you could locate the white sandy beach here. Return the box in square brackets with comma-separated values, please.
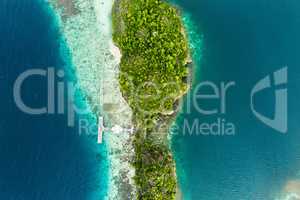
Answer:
[50, 0, 136, 199]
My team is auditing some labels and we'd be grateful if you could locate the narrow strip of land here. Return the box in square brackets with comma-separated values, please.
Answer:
[112, 0, 191, 199]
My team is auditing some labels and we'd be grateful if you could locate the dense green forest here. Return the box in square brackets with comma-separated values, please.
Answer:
[112, 0, 190, 199]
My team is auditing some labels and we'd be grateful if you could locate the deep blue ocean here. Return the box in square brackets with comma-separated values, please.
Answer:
[0, 0, 108, 199]
[172, 0, 300, 199]
[1, 0, 300, 199]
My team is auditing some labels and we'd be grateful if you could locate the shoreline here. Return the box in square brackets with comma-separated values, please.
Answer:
[112, 0, 193, 198]
[170, 8, 203, 200]
[48, 0, 136, 199]
[49, 0, 197, 199]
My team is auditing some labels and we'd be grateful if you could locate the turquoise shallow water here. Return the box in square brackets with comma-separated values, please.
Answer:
[0, 0, 108, 199]
[172, 0, 300, 199]
[1, 0, 300, 199]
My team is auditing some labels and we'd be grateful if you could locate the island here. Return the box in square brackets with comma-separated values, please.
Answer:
[112, 0, 191, 199]
[49, 0, 192, 199]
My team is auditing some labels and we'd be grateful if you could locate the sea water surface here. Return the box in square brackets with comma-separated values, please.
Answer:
[172, 0, 300, 199]
[0, 0, 108, 199]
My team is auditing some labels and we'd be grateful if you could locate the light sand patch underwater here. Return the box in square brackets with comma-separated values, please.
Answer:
[49, 0, 136, 199]
[273, 179, 300, 200]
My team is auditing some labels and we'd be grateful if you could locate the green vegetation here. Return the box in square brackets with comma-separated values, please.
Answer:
[112, 0, 190, 199]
